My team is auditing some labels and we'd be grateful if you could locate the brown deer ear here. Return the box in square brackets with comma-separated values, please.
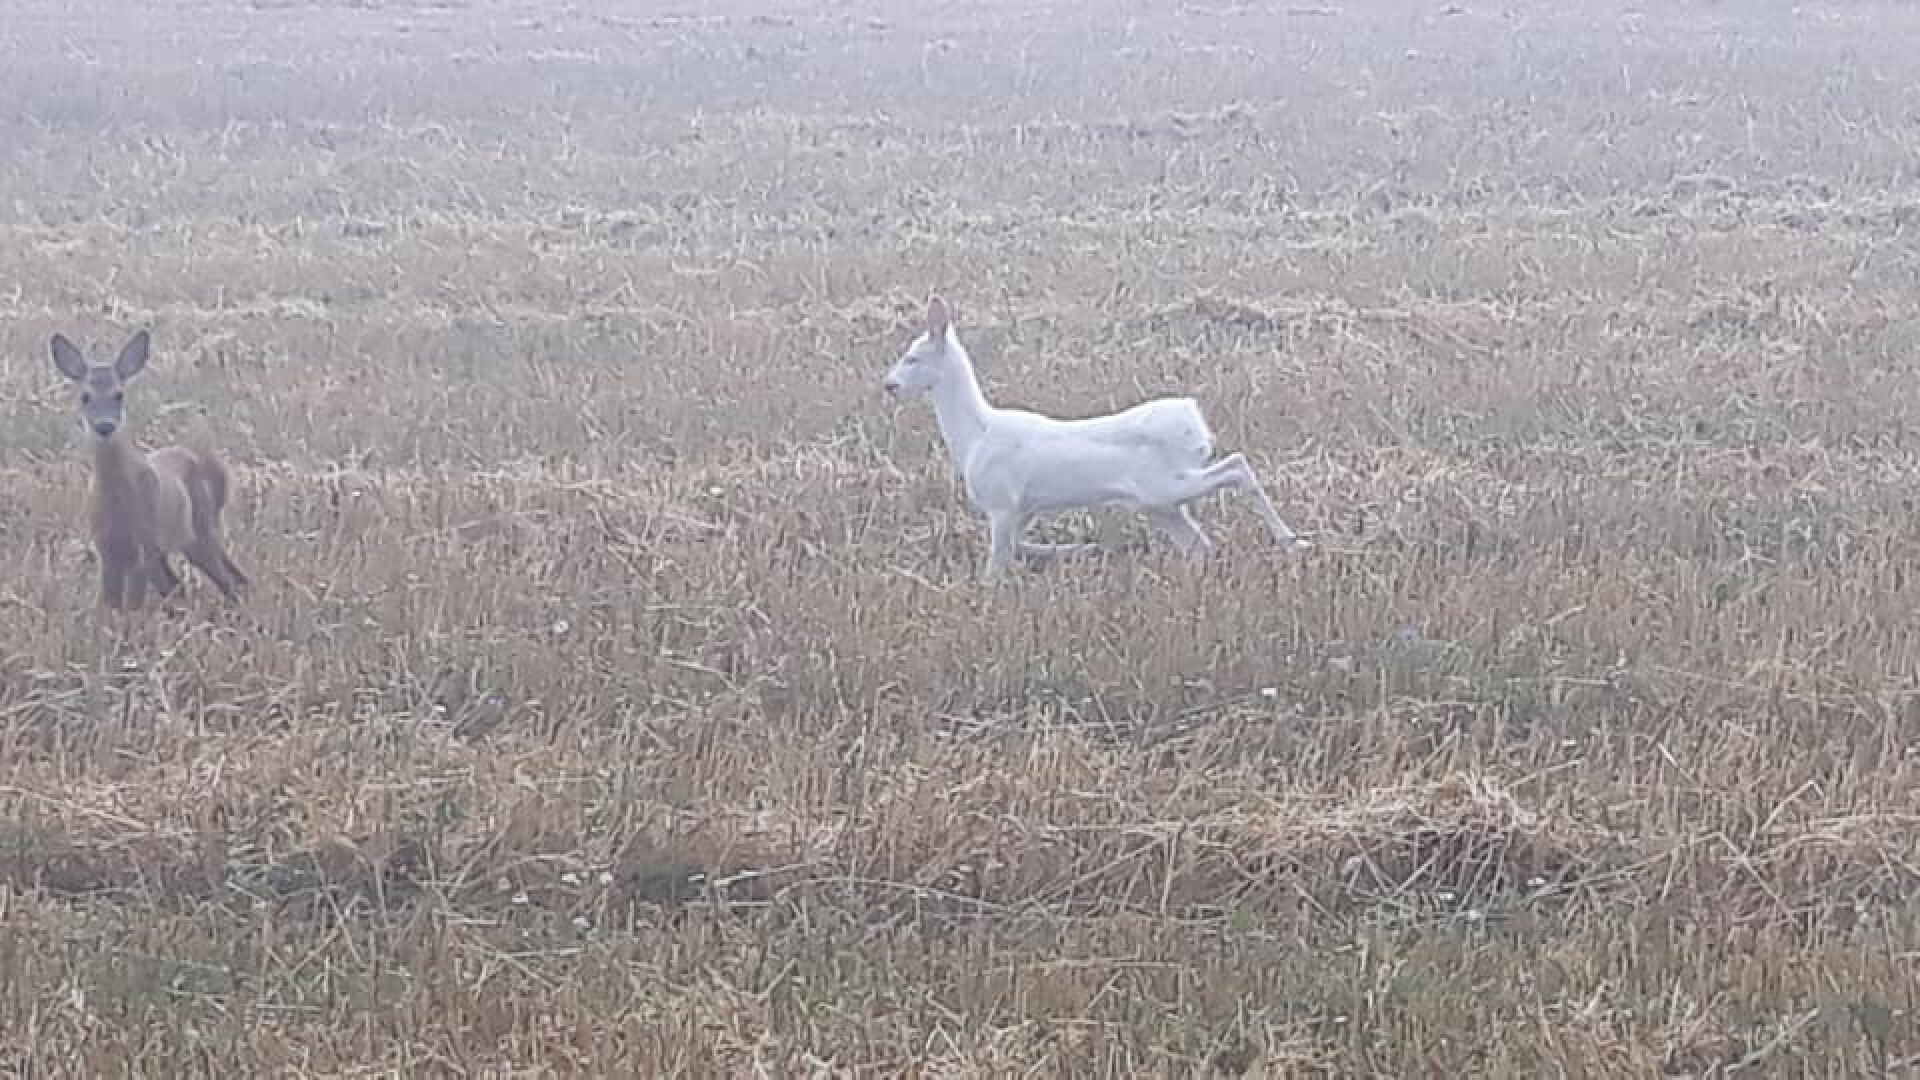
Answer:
[114, 330, 151, 380]
[50, 334, 87, 382]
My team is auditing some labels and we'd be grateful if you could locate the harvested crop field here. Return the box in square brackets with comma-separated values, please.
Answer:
[2, 0, 1920, 1074]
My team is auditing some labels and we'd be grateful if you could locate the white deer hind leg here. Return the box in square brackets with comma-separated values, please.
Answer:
[1218, 454, 1311, 550]
[1145, 506, 1213, 559]
[1148, 455, 1310, 551]
[1018, 539, 1104, 566]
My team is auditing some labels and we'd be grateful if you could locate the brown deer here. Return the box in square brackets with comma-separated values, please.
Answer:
[50, 329, 249, 611]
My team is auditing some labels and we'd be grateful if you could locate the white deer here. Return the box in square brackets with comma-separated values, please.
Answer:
[881, 296, 1311, 582]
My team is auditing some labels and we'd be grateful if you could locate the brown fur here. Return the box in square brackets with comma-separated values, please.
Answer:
[54, 330, 249, 612]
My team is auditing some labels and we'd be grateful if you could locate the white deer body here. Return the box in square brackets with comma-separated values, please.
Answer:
[957, 399, 1212, 515]
[884, 297, 1310, 582]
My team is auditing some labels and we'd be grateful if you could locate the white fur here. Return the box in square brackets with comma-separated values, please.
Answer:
[882, 297, 1310, 582]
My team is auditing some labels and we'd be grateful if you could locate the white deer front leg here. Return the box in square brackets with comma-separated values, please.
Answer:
[982, 510, 1025, 583]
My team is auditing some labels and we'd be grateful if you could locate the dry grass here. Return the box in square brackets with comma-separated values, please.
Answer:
[2, 0, 1920, 1074]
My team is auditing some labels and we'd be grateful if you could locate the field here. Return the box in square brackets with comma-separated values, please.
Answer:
[2, 0, 1920, 1074]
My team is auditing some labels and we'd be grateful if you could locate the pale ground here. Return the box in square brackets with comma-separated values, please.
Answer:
[1, 0, 1919, 1075]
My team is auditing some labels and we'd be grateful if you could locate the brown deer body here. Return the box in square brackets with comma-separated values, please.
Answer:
[52, 330, 249, 611]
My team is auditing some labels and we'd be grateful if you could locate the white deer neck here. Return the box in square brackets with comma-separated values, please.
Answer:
[927, 345, 992, 468]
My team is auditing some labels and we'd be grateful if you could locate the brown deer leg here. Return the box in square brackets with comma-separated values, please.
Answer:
[149, 550, 183, 597]
[217, 547, 249, 591]
[191, 472, 249, 596]
[122, 556, 149, 612]
[184, 543, 240, 602]
[149, 550, 188, 615]
[100, 558, 128, 610]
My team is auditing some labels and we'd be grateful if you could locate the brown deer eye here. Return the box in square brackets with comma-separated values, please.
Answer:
[80, 393, 92, 405]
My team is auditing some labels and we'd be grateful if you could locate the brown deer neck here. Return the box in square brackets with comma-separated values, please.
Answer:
[92, 436, 145, 501]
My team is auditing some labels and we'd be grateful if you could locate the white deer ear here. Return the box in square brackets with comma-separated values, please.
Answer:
[50, 334, 87, 382]
[114, 329, 151, 380]
[925, 296, 951, 338]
